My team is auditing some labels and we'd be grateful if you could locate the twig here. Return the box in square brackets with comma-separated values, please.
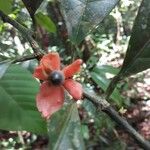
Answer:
[12, 54, 42, 63]
[83, 90, 150, 150]
[48, 2, 72, 55]
[0, 10, 45, 56]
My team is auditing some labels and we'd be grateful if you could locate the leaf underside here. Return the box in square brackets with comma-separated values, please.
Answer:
[59, 0, 119, 44]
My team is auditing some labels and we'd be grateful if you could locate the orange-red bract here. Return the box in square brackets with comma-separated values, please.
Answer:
[33, 52, 83, 119]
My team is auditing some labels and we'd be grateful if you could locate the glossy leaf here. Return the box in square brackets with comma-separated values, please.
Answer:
[119, 0, 150, 77]
[35, 12, 56, 33]
[59, 0, 119, 44]
[0, 64, 47, 134]
[93, 65, 119, 75]
[106, 0, 150, 98]
[48, 103, 85, 150]
[0, 0, 12, 14]
[91, 65, 123, 106]
[22, 0, 43, 16]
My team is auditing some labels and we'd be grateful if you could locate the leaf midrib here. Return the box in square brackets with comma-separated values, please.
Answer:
[53, 104, 74, 150]
[75, 0, 88, 41]
[0, 85, 24, 112]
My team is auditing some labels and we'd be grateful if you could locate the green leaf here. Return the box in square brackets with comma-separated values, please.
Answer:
[59, 0, 119, 44]
[0, 64, 47, 134]
[106, 0, 150, 98]
[22, 0, 43, 16]
[81, 125, 89, 140]
[91, 65, 123, 106]
[48, 103, 85, 150]
[82, 99, 96, 117]
[35, 12, 56, 33]
[0, 0, 12, 14]
[93, 65, 120, 76]
[119, 0, 150, 77]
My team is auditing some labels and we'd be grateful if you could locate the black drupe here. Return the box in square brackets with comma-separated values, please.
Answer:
[48, 71, 64, 85]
